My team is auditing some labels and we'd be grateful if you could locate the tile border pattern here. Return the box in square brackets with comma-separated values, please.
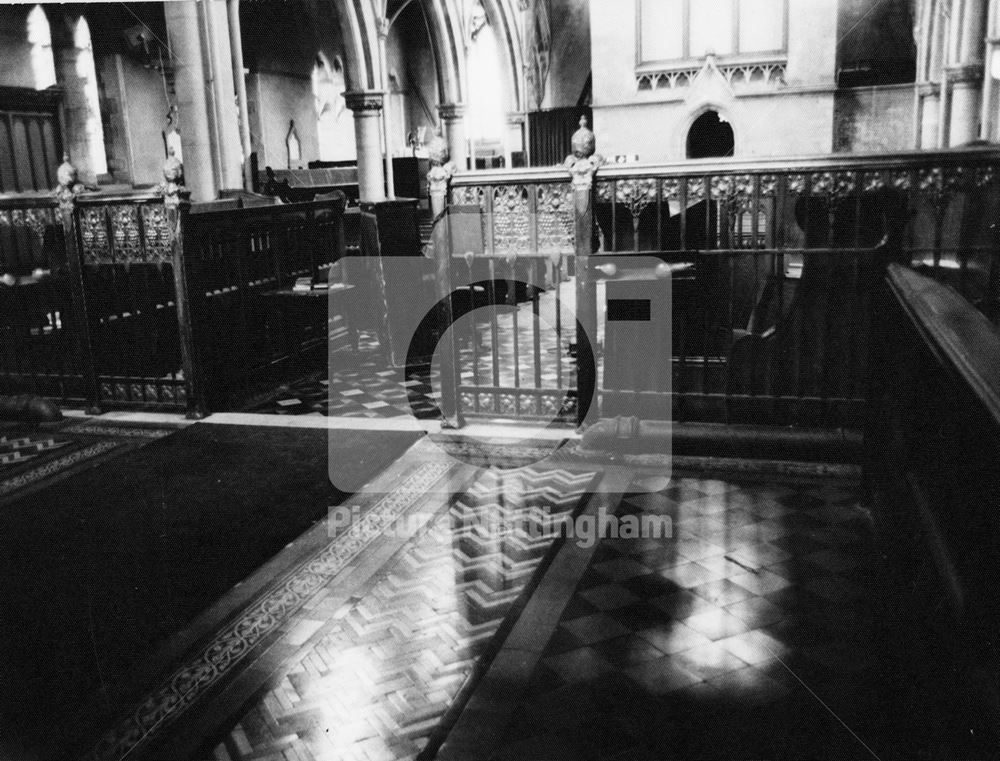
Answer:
[59, 423, 177, 439]
[87, 460, 454, 761]
[0, 440, 120, 497]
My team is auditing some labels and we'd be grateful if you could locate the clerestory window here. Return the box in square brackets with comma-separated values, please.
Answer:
[637, 0, 786, 65]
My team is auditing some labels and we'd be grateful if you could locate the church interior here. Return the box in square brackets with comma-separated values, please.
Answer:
[0, 0, 999, 759]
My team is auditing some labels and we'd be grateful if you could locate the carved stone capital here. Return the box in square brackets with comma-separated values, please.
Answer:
[344, 90, 384, 113]
[437, 102, 466, 122]
[53, 155, 83, 212]
[916, 81, 940, 97]
[944, 62, 984, 84]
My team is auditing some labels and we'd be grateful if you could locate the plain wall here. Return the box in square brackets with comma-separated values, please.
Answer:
[588, 0, 840, 160]
[241, 0, 355, 167]
[833, 84, 915, 153]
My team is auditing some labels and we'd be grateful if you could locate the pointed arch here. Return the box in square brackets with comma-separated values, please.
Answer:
[338, 0, 378, 91]
[675, 102, 742, 158]
[26, 4, 56, 90]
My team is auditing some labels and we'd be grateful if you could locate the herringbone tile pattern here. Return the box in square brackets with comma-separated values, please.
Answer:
[207, 466, 596, 761]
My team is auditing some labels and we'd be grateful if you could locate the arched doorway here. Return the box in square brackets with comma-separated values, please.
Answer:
[686, 109, 734, 158]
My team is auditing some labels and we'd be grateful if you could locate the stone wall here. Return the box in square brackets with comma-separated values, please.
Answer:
[241, 0, 354, 167]
[833, 84, 915, 153]
[588, 0, 839, 161]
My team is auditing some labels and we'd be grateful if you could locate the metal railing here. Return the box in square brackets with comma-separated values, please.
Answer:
[440, 146, 1000, 428]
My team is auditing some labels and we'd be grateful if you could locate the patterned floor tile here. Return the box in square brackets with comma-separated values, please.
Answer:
[185, 463, 599, 761]
[458, 474, 920, 760]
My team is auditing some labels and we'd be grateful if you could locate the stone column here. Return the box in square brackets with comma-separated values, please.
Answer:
[949, 64, 986, 143]
[164, 1, 217, 200]
[918, 83, 941, 149]
[948, 0, 987, 144]
[565, 116, 603, 429]
[202, 0, 243, 190]
[345, 91, 386, 202]
[228, 0, 254, 189]
[438, 103, 468, 171]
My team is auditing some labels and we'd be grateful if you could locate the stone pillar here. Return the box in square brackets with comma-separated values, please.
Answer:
[427, 133, 460, 427]
[202, 0, 243, 190]
[164, 1, 217, 201]
[949, 64, 986, 143]
[919, 85, 941, 148]
[948, 0, 987, 144]
[228, 0, 254, 189]
[564, 116, 603, 429]
[345, 91, 386, 202]
[438, 103, 468, 171]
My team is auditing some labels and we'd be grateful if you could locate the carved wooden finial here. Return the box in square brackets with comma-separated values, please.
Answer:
[565, 115, 603, 189]
[571, 115, 596, 159]
[54, 155, 81, 210]
[56, 155, 77, 188]
[160, 149, 185, 209]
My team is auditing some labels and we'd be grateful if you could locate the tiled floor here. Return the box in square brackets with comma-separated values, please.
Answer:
[253, 282, 585, 421]
[446, 475, 892, 760]
[77, 418, 960, 761]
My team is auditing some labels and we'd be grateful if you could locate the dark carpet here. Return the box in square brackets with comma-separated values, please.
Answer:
[0, 423, 421, 756]
[0, 417, 178, 504]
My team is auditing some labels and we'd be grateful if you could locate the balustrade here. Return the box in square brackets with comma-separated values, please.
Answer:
[0, 156, 346, 416]
[441, 142, 1000, 428]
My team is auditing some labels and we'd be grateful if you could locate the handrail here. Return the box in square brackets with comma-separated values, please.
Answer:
[886, 263, 1000, 426]
[451, 145, 1000, 186]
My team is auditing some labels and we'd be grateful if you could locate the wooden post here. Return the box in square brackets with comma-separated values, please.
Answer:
[55, 157, 101, 414]
[427, 132, 461, 428]
[162, 155, 207, 419]
[565, 117, 603, 429]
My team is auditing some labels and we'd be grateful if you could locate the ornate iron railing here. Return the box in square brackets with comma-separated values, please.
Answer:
[442, 146, 1000, 428]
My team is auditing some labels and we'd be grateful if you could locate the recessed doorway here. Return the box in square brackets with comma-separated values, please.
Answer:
[686, 109, 735, 158]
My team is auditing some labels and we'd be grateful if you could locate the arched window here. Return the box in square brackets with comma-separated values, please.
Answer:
[467, 2, 503, 143]
[312, 53, 353, 161]
[686, 110, 734, 158]
[72, 16, 108, 175]
[27, 5, 56, 90]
